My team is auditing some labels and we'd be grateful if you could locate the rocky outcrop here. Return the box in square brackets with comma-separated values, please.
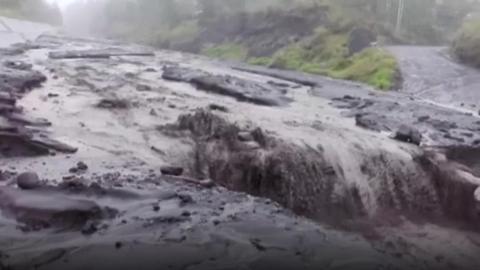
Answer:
[348, 27, 376, 55]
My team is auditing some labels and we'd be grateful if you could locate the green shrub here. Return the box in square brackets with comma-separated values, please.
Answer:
[247, 57, 273, 66]
[269, 29, 398, 90]
[202, 43, 249, 61]
[452, 19, 480, 67]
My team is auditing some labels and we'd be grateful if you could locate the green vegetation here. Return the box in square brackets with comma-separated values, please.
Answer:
[247, 29, 398, 90]
[66, 0, 480, 89]
[452, 19, 480, 68]
[202, 43, 249, 61]
[0, 0, 62, 25]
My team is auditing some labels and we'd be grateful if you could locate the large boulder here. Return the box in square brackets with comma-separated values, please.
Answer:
[394, 125, 423, 145]
[348, 27, 376, 55]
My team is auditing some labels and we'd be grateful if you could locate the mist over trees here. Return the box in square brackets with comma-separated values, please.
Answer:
[61, 0, 480, 45]
[0, 0, 62, 25]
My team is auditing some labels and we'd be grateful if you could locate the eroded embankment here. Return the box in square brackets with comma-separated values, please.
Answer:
[160, 110, 480, 229]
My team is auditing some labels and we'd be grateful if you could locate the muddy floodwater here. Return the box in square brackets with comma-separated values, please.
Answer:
[1, 18, 480, 270]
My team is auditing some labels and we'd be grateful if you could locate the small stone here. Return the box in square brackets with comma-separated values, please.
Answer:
[77, 161, 88, 171]
[47, 93, 59, 98]
[115, 242, 123, 249]
[136, 84, 152, 92]
[393, 125, 422, 145]
[181, 211, 191, 217]
[150, 108, 158, 116]
[208, 103, 229, 113]
[238, 131, 254, 142]
[16, 172, 41, 190]
[81, 220, 98, 235]
[160, 166, 184, 176]
[153, 205, 160, 212]
[417, 115, 430, 122]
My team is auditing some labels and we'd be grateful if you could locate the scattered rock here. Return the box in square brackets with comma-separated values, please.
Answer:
[96, 98, 129, 109]
[136, 84, 152, 92]
[3, 60, 32, 71]
[49, 49, 155, 59]
[160, 166, 184, 176]
[393, 125, 422, 145]
[208, 103, 229, 113]
[77, 161, 88, 171]
[348, 27, 376, 55]
[238, 131, 254, 142]
[16, 172, 41, 190]
[81, 220, 99, 235]
[355, 113, 382, 131]
[250, 238, 267, 251]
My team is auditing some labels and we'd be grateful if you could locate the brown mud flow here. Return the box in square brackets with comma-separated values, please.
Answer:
[1, 34, 480, 269]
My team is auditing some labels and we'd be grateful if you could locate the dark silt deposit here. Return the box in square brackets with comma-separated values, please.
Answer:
[1, 29, 480, 270]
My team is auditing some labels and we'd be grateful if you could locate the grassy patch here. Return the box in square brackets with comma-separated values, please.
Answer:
[328, 48, 398, 90]
[452, 19, 480, 67]
[267, 29, 397, 90]
[202, 43, 249, 61]
[247, 57, 273, 66]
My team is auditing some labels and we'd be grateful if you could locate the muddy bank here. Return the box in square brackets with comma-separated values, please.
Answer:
[0, 60, 77, 157]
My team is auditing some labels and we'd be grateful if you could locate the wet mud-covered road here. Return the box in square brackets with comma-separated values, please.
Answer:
[2, 19, 480, 270]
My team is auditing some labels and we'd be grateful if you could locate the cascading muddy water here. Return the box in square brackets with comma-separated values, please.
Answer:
[160, 109, 480, 229]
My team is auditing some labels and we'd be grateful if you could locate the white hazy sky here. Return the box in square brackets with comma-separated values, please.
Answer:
[46, 0, 77, 9]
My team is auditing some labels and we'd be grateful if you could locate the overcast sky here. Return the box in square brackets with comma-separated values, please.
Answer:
[45, 0, 77, 9]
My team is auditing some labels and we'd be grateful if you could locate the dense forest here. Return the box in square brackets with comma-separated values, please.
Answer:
[0, 0, 62, 25]
[58, 0, 480, 89]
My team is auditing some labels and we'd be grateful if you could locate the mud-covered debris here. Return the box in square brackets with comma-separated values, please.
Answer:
[0, 66, 46, 94]
[162, 66, 292, 106]
[0, 187, 104, 230]
[160, 166, 184, 176]
[96, 98, 129, 109]
[49, 49, 155, 59]
[69, 162, 88, 174]
[0, 92, 16, 106]
[7, 113, 51, 127]
[250, 238, 267, 251]
[208, 103, 229, 113]
[3, 60, 32, 71]
[30, 135, 78, 153]
[16, 172, 41, 190]
[149, 108, 158, 116]
[81, 220, 99, 235]
[394, 125, 422, 145]
[136, 84, 152, 91]
[238, 131, 254, 142]
[77, 162, 88, 171]
[355, 113, 383, 131]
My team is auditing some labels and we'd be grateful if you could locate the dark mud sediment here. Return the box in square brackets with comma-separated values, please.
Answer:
[1, 33, 480, 269]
